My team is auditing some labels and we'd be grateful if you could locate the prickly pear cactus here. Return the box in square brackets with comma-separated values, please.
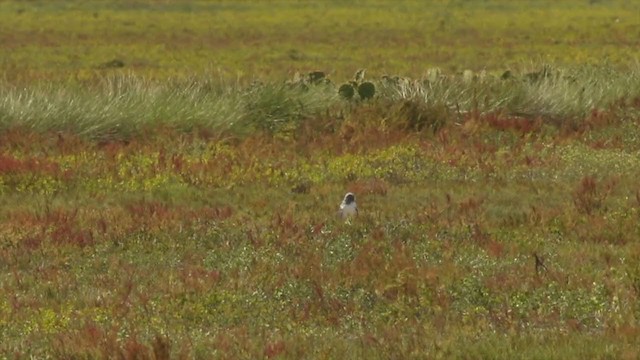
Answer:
[357, 82, 375, 100]
[338, 83, 355, 100]
[338, 69, 376, 101]
[307, 71, 326, 84]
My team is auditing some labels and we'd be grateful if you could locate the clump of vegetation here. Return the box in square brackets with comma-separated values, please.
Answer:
[338, 69, 376, 101]
[1, 65, 638, 140]
[286, 71, 332, 90]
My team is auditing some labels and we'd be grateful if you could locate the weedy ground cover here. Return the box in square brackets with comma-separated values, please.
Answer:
[1, 66, 640, 358]
[2, 0, 640, 358]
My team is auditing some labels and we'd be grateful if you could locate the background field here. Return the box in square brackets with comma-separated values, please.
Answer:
[2, 0, 640, 359]
[1, 0, 639, 82]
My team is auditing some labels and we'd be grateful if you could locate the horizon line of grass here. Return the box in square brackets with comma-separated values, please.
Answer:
[1, 64, 639, 141]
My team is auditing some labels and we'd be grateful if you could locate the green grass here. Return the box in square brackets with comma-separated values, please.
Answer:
[1, 0, 639, 83]
[2, 0, 640, 358]
[1, 65, 639, 140]
[2, 94, 640, 357]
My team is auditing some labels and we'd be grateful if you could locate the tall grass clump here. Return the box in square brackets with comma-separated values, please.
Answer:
[380, 64, 640, 128]
[0, 75, 339, 140]
[0, 65, 638, 140]
[240, 81, 337, 135]
[0, 76, 245, 139]
[505, 65, 640, 122]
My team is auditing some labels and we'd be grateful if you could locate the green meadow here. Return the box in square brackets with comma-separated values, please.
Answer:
[1, 0, 640, 358]
[1, 0, 639, 82]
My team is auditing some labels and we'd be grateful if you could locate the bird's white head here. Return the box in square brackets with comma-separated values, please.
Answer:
[343, 192, 356, 205]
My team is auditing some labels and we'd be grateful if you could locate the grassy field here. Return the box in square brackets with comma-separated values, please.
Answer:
[1, 0, 639, 82]
[2, 0, 640, 359]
